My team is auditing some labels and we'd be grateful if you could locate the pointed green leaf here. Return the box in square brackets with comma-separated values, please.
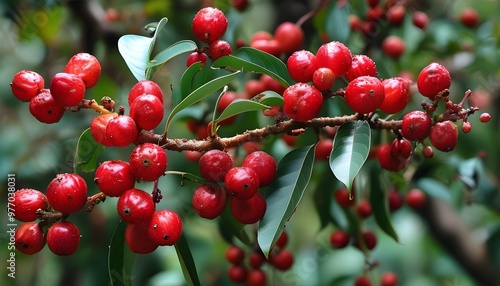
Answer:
[165, 171, 207, 185]
[108, 221, 135, 286]
[220, 206, 253, 246]
[164, 70, 241, 135]
[312, 167, 339, 230]
[212, 47, 294, 87]
[325, 1, 351, 43]
[370, 167, 399, 242]
[174, 62, 203, 106]
[215, 98, 270, 123]
[146, 40, 197, 80]
[257, 90, 284, 107]
[174, 233, 201, 286]
[74, 128, 105, 173]
[258, 144, 316, 257]
[329, 121, 371, 192]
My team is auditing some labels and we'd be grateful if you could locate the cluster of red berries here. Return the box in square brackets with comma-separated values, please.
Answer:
[246, 21, 304, 57]
[226, 231, 293, 285]
[354, 271, 399, 286]
[11, 53, 101, 124]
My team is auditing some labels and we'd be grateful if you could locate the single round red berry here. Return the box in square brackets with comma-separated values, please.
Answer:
[274, 22, 304, 54]
[406, 188, 426, 208]
[330, 229, 350, 248]
[186, 51, 208, 67]
[287, 50, 317, 83]
[269, 249, 294, 271]
[105, 115, 139, 147]
[29, 89, 65, 124]
[412, 11, 429, 30]
[225, 245, 245, 265]
[401, 111, 432, 141]
[312, 67, 335, 91]
[462, 121, 472, 133]
[228, 265, 247, 283]
[11, 70, 44, 102]
[480, 113, 491, 123]
[283, 83, 323, 122]
[46, 173, 88, 214]
[209, 40, 232, 60]
[217, 91, 239, 112]
[275, 231, 288, 248]
[344, 54, 377, 82]
[242, 151, 277, 187]
[90, 113, 116, 146]
[46, 221, 80, 256]
[50, 72, 86, 107]
[249, 252, 266, 268]
[382, 35, 406, 58]
[64, 52, 101, 88]
[355, 276, 372, 286]
[117, 188, 155, 224]
[230, 193, 266, 224]
[245, 79, 267, 97]
[344, 76, 385, 114]
[381, 271, 398, 286]
[15, 222, 46, 255]
[429, 121, 458, 152]
[356, 199, 372, 218]
[422, 145, 434, 158]
[231, 0, 249, 12]
[192, 7, 228, 44]
[390, 138, 413, 160]
[13, 189, 49, 222]
[417, 62, 451, 100]
[94, 160, 135, 197]
[128, 80, 164, 106]
[388, 190, 404, 211]
[261, 74, 286, 94]
[315, 138, 333, 161]
[379, 77, 410, 114]
[335, 188, 355, 208]
[250, 39, 281, 56]
[387, 5, 406, 26]
[125, 222, 159, 254]
[130, 94, 164, 130]
[225, 167, 260, 200]
[366, 6, 384, 22]
[147, 209, 182, 246]
[460, 8, 479, 27]
[357, 230, 377, 250]
[198, 149, 234, 182]
[192, 185, 227, 219]
[129, 143, 167, 182]
[377, 143, 408, 172]
[315, 41, 352, 78]
[247, 269, 267, 286]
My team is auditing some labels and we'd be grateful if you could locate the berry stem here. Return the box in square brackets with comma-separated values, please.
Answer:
[296, 0, 332, 27]
[86, 192, 107, 212]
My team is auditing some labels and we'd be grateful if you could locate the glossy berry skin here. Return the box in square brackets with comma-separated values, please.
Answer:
[242, 151, 277, 187]
[90, 113, 116, 146]
[315, 138, 333, 161]
[105, 115, 139, 147]
[230, 193, 266, 224]
[345, 54, 377, 82]
[315, 41, 352, 78]
[354, 276, 372, 286]
[125, 222, 159, 254]
[198, 150, 234, 182]
[225, 167, 260, 200]
[382, 35, 406, 58]
[429, 121, 458, 152]
[47, 221, 80, 256]
[381, 271, 398, 286]
[461, 8, 479, 27]
[192, 7, 228, 44]
[64, 52, 101, 88]
[412, 11, 429, 30]
[50, 72, 86, 107]
[391, 138, 413, 160]
[29, 89, 65, 124]
[417, 62, 451, 100]
[11, 70, 44, 102]
[335, 188, 355, 208]
[94, 160, 135, 197]
[247, 269, 267, 286]
[249, 252, 266, 268]
[377, 144, 408, 172]
[250, 39, 281, 56]
[186, 51, 208, 67]
[270, 249, 294, 271]
[388, 190, 404, 211]
[283, 83, 323, 122]
[480, 113, 491, 123]
[401, 111, 432, 141]
[312, 67, 335, 91]
[46, 173, 88, 214]
[225, 245, 245, 264]
[406, 188, 426, 208]
[129, 143, 167, 182]
[128, 80, 163, 106]
[357, 231, 377, 250]
[192, 185, 227, 219]
[287, 50, 317, 83]
[345, 76, 385, 114]
[356, 199, 372, 218]
[209, 40, 232, 60]
[147, 210, 182, 246]
[379, 77, 410, 114]
[13, 189, 49, 222]
[330, 229, 350, 248]
[276, 231, 288, 248]
[228, 265, 247, 283]
[274, 22, 304, 54]
[15, 222, 46, 255]
[117, 188, 155, 224]
[261, 74, 286, 94]
[387, 5, 406, 26]
[130, 94, 164, 130]
[422, 145, 434, 158]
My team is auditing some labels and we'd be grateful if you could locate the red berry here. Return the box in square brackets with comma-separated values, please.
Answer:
[147, 210, 182, 246]
[388, 190, 404, 211]
[29, 89, 65, 124]
[186, 51, 208, 67]
[260, 74, 286, 94]
[247, 269, 267, 286]
[312, 67, 335, 91]
[330, 229, 350, 248]
[198, 150, 234, 182]
[46, 221, 80, 256]
[192, 7, 228, 44]
[412, 11, 429, 30]
[422, 145, 434, 158]
[344, 76, 385, 114]
[50, 72, 86, 107]
[15, 222, 46, 255]
[390, 138, 413, 160]
[230, 193, 267, 224]
[315, 138, 333, 161]
[125, 222, 159, 254]
[377, 143, 408, 172]
[209, 40, 232, 60]
[406, 188, 426, 208]
[231, 0, 249, 12]
[366, 6, 384, 22]
[315, 41, 352, 78]
[249, 252, 266, 268]
[379, 77, 410, 114]
[480, 113, 491, 123]
[417, 63, 451, 100]
[366, 0, 379, 8]
[460, 8, 479, 27]
[225, 167, 260, 200]
[90, 113, 116, 146]
[357, 230, 377, 250]
[225, 245, 245, 265]
[129, 143, 167, 182]
[13, 189, 49, 222]
[250, 31, 273, 43]
[64, 52, 101, 88]
[274, 22, 304, 54]
[128, 80, 164, 106]
[401, 111, 432, 141]
[11, 70, 44, 102]
[250, 39, 282, 56]
[335, 188, 355, 208]
[105, 115, 139, 147]
[355, 276, 372, 286]
[217, 91, 239, 112]
[381, 271, 398, 286]
[117, 188, 155, 224]
[287, 50, 317, 83]
[245, 79, 267, 97]
[228, 265, 247, 283]
[345, 54, 377, 82]
[462, 121, 472, 133]
[429, 121, 458, 152]
[130, 94, 164, 130]
[387, 5, 406, 26]
[356, 199, 372, 218]
[94, 160, 135, 197]
[242, 151, 277, 187]
[192, 185, 227, 219]
[46, 173, 88, 214]
[276, 231, 288, 248]
[269, 249, 294, 271]
[283, 83, 323, 122]
[382, 35, 406, 58]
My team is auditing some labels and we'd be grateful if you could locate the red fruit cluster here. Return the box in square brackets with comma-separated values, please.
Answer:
[248, 22, 304, 57]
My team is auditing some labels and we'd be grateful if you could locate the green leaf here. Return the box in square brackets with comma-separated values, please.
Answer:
[370, 167, 399, 242]
[108, 221, 135, 286]
[325, 1, 351, 43]
[164, 70, 241, 135]
[258, 144, 316, 257]
[212, 47, 294, 87]
[165, 171, 207, 185]
[256, 91, 284, 107]
[220, 206, 253, 246]
[174, 233, 201, 286]
[416, 178, 452, 203]
[312, 167, 339, 230]
[146, 40, 197, 80]
[329, 121, 371, 193]
[174, 62, 203, 106]
[74, 128, 105, 173]
[215, 98, 270, 123]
